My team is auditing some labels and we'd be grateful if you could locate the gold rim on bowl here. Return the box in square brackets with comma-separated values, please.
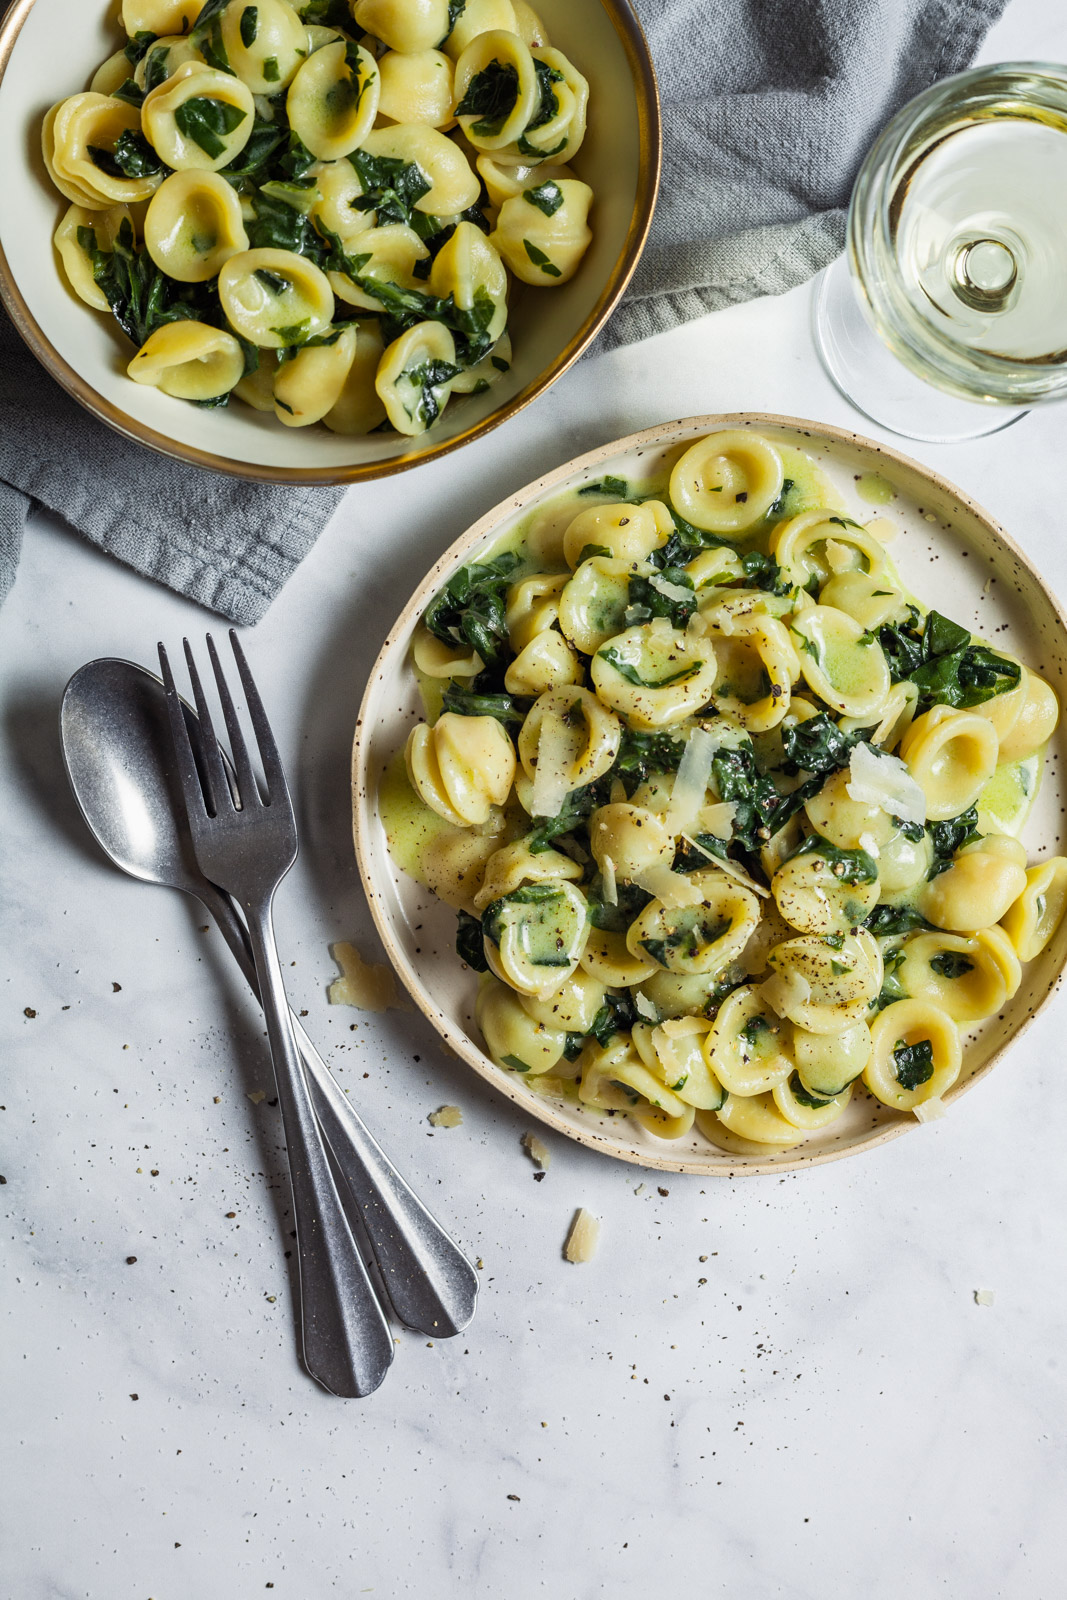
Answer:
[0, 0, 661, 484]
[351, 411, 1067, 1175]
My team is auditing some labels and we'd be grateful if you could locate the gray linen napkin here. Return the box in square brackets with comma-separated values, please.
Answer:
[0, 0, 1008, 615]
[604, 0, 1010, 348]
[0, 312, 344, 622]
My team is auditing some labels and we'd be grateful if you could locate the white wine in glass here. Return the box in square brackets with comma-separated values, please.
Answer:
[813, 63, 1067, 443]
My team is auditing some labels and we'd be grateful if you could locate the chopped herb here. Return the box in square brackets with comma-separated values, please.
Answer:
[424, 551, 522, 666]
[878, 607, 1021, 709]
[174, 97, 248, 160]
[627, 568, 696, 630]
[588, 992, 639, 1046]
[112, 78, 145, 109]
[348, 148, 432, 228]
[88, 130, 165, 180]
[456, 910, 488, 971]
[456, 59, 519, 136]
[893, 1037, 935, 1091]
[523, 180, 564, 216]
[864, 903, 932, 937]
[930, 951, 975, 979]
[577, 543, 612, 565]
[254, 267, 290, 293]
[578, 475, 630, 498]
[522, 239, 561, 277]
[790, 834, 878, 887]
[239, 5, 258, 46]
[927, 806, 980, 877]
[123, 30, 157, 67]
[263, 55, 280, 82]
[788, 1070, 834, 1108]
[781, 714, 873, 776]
[873, 947, 907, 1010]
[440, 683, 527, 727]
[596, 646, 698, 690]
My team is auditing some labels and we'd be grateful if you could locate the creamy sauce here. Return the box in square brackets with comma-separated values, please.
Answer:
[379, 750, 521, 910]
[856, 472, 896, 506]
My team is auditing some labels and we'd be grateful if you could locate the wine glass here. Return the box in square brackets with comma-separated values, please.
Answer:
[813, 62, 1067, 444]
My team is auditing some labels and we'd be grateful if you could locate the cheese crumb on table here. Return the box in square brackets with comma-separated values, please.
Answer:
[327, 941, 405, 1012]
[521, 1132, 551, 1170]
[564, 1208, 600, 1263]
[974, 1288, 995, 1307]
[913, 1098, 947, 1123]
[428, 1105, 463, 1128]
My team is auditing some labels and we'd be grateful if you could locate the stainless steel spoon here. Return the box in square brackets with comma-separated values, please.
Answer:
[59, 657, 479, 1344]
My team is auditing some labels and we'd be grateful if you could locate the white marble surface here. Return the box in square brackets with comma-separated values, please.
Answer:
[5, 5, 1067, 1595]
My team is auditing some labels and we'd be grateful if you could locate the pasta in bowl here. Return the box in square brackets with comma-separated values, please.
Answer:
[0, 0, 657, 479]
[352, 415, 1067, 1174]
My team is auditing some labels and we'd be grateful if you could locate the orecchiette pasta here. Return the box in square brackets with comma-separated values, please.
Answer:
[286, 40, 380, 161]
[900, 707, 999, 821]
[1001, 857, 1067, 961]
[376, 431, 1063, 1152]
[272, 324, 359, 426]
[144, 170, 249, 282]
[219, 0, 308, 95]
[55, 203, 131, 308]
[352, 0, 450, 55]
[489, 179, 593, 286]
[669, 431, 785, 536]
[142, 62, 256, 173]
[377, 49, 455, 127]
[219, 247, 334, 347]
[406, 711, 516, 826]
[127, 320, 245, 399]
[46, 0, 597, 434]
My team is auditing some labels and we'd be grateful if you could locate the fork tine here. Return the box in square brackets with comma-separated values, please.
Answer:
[157, 643, 210, 820]
[182, 637, 232, 816]
[206, 633, 261, 809]
[228, 630, 290, 807]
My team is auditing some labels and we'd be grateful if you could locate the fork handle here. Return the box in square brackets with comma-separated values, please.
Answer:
[197, 882, 478, 1337]
[244, 895, 395, 1398]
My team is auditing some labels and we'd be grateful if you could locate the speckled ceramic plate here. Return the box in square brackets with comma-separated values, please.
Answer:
[351, 413, 1067, 1174]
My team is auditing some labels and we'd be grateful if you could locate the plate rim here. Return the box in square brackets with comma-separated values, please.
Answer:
[0, 0, 662, 485]
[351, 409, 1067, 1174]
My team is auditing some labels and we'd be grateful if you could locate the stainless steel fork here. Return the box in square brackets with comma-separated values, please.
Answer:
[158, 631, 394, 1398]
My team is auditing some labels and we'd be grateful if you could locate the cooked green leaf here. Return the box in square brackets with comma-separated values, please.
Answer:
[174, 96, 248, 160]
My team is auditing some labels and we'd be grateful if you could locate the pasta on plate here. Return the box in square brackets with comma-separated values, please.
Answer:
[381, 430, 1067, 1152]
[42, 0, 594, 437]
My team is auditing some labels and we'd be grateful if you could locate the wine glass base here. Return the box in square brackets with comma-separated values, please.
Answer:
[812, 257, 1030, 444]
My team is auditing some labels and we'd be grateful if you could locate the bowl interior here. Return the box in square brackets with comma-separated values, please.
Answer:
[352, 414, 1067, 1175]
[0, 0, 650, 479]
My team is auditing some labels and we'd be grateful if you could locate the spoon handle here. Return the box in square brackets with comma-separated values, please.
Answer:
[197, 882, 478, 1338]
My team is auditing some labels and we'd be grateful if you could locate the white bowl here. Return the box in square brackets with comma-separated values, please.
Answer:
[0, 0, 659, 483]
[351, 413, 1067, 1175]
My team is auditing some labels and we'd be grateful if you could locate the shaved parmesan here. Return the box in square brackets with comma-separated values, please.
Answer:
[660, 1015, 708, 1038]
[637, 866, 702, 908]
[601, 853, 618, 906]
[858, 831, 881, 859]
[761, 969, 811, 1016]
[564, 1208, 600, 1263]
[696, 801, 737, 840]
[521, 1131, 551, 1169]
[823, 538, 855, 574]
[624, 604, 651, 626]
[649, 614, 673, 639]
[328, 942, 407, 1012]
[847, 742, 926, 827]
[531, 709, 574, 821]
[649, 573, 694, 604]
[633, 990, 659, 1020]
[664, 726, 717, 835]
[684, 841, 770, 898]
[913, 1098, 946, 1123]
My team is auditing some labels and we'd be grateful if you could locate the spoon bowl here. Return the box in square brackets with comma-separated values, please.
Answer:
[60, 658, 204, 896]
